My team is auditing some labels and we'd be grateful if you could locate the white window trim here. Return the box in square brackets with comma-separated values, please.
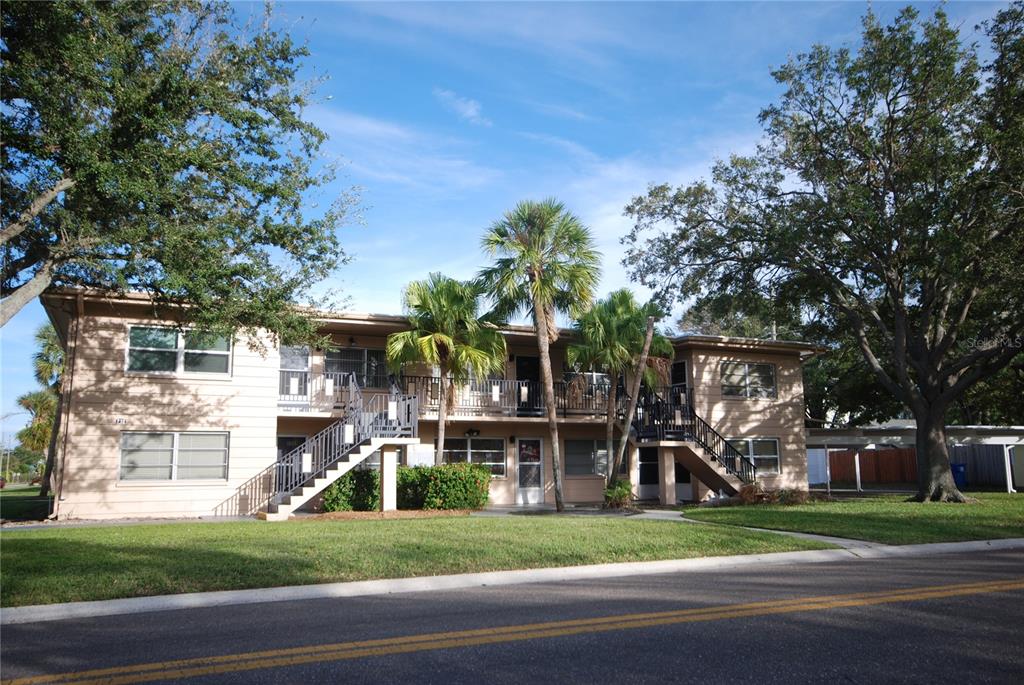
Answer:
[728, 437, 782, 475]
[118, 430, 230, 482]
[438, 437, 507, 478]
[125, 325, 233, 379]
[720, 361, 777, 399]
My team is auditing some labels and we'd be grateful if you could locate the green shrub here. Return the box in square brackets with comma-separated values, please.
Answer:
[412, 464, 491, 510]
[604, 479, 632, 508]
[321, 469, 380, 512]
[322, 464, 491, 512]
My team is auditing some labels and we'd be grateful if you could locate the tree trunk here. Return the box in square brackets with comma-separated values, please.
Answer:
[613, 317, 655, 479]
[534, 303, 564, 511]
[1, 261, 53, 327]
[38, 384, 63, 499]
[605, 382, 618, 487]
[913, 407, 967, 502]
[435, 376, 448, 466]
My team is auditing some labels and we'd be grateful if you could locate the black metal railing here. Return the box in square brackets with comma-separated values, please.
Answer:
[631, 393, 755, 484]
[401, 376, 612, 418]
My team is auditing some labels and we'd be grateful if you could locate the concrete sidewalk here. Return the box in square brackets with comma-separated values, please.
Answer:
[4, 536, 1022, 627]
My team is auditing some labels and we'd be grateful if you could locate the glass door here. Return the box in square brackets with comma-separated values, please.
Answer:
[516, 438, 544, 505]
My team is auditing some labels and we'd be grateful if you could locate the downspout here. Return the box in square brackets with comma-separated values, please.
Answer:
[50, 292, 82, 519]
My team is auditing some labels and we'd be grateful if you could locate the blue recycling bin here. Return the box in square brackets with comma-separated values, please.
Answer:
[950, 463, 967, 490]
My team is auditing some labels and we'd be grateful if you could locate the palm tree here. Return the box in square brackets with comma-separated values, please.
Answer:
[386, 273, 507, 465]
[478, 199, 600, 511]
[567, 289, 673, 486]
[16, 389, 58, 454]
[31, 324, 64, 497]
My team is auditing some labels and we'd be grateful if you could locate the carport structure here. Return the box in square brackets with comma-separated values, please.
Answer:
[807, 424, 1024, 494]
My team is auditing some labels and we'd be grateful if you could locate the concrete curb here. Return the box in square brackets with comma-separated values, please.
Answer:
[4, 537, 1023, 626]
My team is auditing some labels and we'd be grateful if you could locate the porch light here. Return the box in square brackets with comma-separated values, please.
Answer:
[491, 384, 500, 402]
[343, 424, 354, 443]
[465, 429, 480, 437]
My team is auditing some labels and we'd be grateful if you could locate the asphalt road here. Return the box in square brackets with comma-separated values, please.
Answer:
[2, 549, 1023, 684]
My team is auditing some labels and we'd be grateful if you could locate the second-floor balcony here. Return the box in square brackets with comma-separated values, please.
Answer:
[402, 375, 615, 419]
[278, 369, 693, 421]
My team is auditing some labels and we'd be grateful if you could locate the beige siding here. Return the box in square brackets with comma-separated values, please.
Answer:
[688, 348, 808, 490]
[57, 302, 280, 519]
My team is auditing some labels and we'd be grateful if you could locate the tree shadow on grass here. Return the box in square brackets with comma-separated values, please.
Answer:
[0, 536, 324, 607]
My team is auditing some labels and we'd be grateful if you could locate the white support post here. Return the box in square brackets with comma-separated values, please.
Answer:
[824, 443, 831, 495]
[854, 450, 862, 492]
[379, 448, 397, 512]
[1004, 444, 1017, 494]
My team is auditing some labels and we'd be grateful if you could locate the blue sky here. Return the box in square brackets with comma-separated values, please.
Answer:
[0, 1, 1005, 443]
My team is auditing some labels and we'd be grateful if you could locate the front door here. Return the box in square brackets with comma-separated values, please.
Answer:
[515, 356, 542, 416]
[637, 446, 659, 500]
[516, 438, 544, 505]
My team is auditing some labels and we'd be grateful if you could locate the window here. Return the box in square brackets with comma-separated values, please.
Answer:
[127, 326, 231, 375]
[326, 348, 387, 388]
[720, 362, 776, 398]
[728, 438, 781, 475]
[439, 437, 506, 477]
[564, 439, 627, 477]
[279, 346, 309, 398]
[120, 432, 229, 480]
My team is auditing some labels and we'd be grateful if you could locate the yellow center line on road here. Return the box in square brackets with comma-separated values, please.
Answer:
[6, 577, 1022, 685]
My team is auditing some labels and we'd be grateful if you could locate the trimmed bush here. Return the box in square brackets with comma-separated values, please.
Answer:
[322, 469, 380, 512]
[322, 464, 491, 512]
[403, 464, 491, 510]
[603, 479, 632, 508]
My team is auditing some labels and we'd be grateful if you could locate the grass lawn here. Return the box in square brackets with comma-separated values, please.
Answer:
[684, 493, 1024, 545]
[0, 485, 50, 521]
[0, 516, 831, 607]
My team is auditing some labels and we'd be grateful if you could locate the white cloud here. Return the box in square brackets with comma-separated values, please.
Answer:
[526, 101, 594, 122]
[432, 88, 492, 127]
[309, 105, 502, 191]
[517, 132, 597, 162]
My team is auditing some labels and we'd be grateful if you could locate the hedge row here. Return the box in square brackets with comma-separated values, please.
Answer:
[321, 464, 492, 512]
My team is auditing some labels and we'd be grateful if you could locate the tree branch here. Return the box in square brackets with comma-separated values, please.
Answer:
[1, 261, 54, 327]
[0, 178, 74, 246]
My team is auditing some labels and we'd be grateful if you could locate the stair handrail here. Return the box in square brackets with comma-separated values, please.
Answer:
[273, 390, 419, 500]
[630, 396, 756, 484]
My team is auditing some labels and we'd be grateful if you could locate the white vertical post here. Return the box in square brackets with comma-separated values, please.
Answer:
[388, 400, 397, 421]
[343, 424, 354, 444]
[1004, 444, 1017, 494]
[325, 377, 334, 397]
[301, 452, 312, 473]
[379, 448, 397, 512]
[491, 384, 500, 402]
[824, 443, 831, 495]
[854, 450, 862, 492]
[289, 376, 299, 396]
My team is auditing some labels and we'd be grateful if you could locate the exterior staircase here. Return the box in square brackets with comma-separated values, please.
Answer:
[632, 390, 756, 496]
[264, 376, 418, 521]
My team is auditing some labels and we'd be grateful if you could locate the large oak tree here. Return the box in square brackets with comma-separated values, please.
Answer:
[1, 0, 353, 339]
[622, 5, 1024, 501]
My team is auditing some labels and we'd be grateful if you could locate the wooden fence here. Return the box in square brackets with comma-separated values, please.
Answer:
[828, 448, 917, 484]
[827, 445, 1009, 487]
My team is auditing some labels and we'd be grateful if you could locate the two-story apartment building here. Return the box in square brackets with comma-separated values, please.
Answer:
[41, 290, 818, 520]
